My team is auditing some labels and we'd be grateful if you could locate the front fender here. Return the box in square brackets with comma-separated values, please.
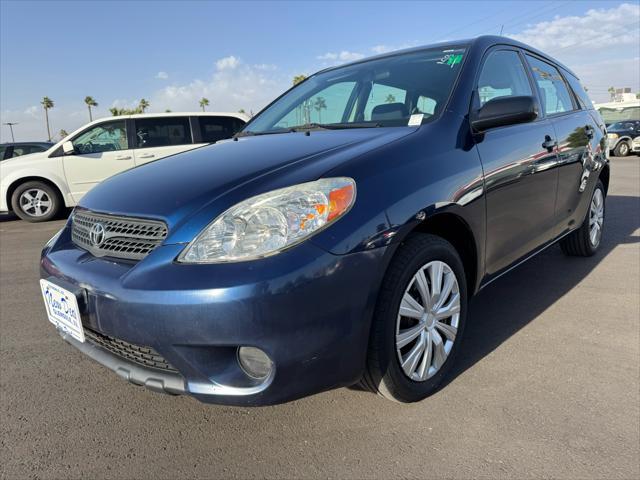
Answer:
[1, 168, 72, 210]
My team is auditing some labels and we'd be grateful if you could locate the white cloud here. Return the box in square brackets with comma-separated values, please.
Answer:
[23, 105, 39, 118]
[152, 57, 288, 114]
[155, 71, 168, 80]
[317, 51, 364, 63]
[509, 3, 640, 103]
[509, 3, 639, 56]
[215, 55, 240, 70]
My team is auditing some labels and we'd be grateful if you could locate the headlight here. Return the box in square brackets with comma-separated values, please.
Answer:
[179, 177, 356, 263]
[607, 133, 619, 140]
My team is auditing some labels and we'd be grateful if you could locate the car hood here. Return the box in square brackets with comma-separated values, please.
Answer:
[79, 127, 416, 236]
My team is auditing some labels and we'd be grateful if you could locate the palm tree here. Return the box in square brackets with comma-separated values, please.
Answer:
[138, 98, 150, 113]
[84, 96, 98, 121]
[238, 108, 246, 114]
[608, 86, 616, 101]
[385, 94, 396, 103]
[293, 75, 307, 85]
[199, 97, 209, 112]
[59, 129, 69, 140]
[109, 107, 121, 116]
[314, 97, 327, 123]
[165, 109, 172, 112]
[41, 96, 54, 141]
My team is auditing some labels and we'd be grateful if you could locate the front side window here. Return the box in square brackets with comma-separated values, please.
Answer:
[477, 50, 532, 106]
[244, 46, 466, 134]
[72, 121, 128, 154]
[135, 117, 192, 148]
[526, 55, 575, 115]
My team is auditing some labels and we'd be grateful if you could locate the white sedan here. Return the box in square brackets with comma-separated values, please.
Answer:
[0, 112, 248, 221]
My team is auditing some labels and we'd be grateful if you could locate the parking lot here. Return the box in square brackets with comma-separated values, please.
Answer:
[0, 156, 638, 479]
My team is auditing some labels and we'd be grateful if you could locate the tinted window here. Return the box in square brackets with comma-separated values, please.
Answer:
[11, 144, 48, 157]
[526, 55, 575, 115]
[563, 72, 592, 110]
[136, 117, 192, 148]
[609, 121, 639, 131]
[73, 121, 128, 154]
[200, 116, 246, 143]
[246, 47, 466, 133]
[0, 146, 6, 160]
[477, 50, 532, 106]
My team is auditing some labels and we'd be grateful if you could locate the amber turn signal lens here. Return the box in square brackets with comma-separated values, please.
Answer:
[328, 184, 355, 221]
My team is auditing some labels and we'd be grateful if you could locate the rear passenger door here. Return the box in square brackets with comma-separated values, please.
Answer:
[474, 48, 560, 276]
[525, 55, 601, 237]
[132, 116, 200, 166]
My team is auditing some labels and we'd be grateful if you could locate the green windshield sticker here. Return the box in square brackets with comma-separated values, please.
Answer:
[438, 53, 463, 68]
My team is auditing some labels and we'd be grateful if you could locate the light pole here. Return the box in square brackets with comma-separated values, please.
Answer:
[3, 122, 18, 142]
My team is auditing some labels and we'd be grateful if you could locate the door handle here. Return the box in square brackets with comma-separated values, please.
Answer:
[584, 125, 594, 139]
[138, 153, 155, 159]
[115, 155, 132, 160]
[542, 135, 557, 152]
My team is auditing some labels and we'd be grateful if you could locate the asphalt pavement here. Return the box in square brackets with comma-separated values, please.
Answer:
[1, 157, 638, 479]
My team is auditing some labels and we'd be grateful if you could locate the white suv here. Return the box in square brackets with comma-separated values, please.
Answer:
[0, 112, 248, 221]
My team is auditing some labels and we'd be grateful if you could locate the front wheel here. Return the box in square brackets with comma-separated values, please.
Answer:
[361, 234, 467, 402]
[10, 181, 62, 222]
[560, 180, 605, 257]
[613, 141, 630, 157]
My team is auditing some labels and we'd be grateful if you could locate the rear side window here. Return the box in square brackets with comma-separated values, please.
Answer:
[135, 117, 192, 148]
[477, 50, 532, 106]
[0, 146, 6, 159]
[526, 55, 575, 115]
[199, 116, 245, 143]
[563, 72, 593, 110]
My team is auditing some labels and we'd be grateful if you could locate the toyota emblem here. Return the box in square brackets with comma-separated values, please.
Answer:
[89, 223, 106, 247]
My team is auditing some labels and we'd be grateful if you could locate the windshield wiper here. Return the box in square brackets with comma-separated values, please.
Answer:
[291, 122, 382, 131]
[235, 122, 383, 138]
[234, 127, 297, 138]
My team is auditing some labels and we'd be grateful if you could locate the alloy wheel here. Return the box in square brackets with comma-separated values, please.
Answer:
[396, 260, 460, 381]
[589, 188, 604, 247]
[19, 189, 51, 217]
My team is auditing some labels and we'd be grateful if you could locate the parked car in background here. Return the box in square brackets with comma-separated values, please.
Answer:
[1, 142, 53, 160]
[40, 36, 609, 406]
[606, 120, 640, 156]
[1, 112, 248, 221]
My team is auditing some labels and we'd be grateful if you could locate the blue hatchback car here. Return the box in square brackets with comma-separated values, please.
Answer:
[40, 36, 608, 405]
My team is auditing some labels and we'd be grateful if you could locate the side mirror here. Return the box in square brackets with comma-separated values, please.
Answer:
[62, 141, 75, 155]
[472, 95, 538, 132]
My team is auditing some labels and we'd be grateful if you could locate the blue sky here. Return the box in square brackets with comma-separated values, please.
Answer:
[1, 0, 639, 142]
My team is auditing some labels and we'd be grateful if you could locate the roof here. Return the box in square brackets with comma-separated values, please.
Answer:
[317, 35, 577, 79]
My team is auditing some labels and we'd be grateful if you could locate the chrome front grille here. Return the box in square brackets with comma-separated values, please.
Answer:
[71, 210, 168, 261]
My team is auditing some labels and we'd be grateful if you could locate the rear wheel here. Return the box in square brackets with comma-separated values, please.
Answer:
[10, 181, 62, 222]
[362, 234, 467, 402]
[613, 141, 630, 157]
[560, 180, 605, 257]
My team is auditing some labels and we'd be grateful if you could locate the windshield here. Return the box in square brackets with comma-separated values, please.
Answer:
[598, 106, 640, 125]
[243, 46, 467, 135]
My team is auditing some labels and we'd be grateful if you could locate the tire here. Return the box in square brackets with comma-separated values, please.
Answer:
[613, 141, 630, 157]
[10, 181, 62, 222]
[560, 180, 605, 257]
[361, 234, 468, 402]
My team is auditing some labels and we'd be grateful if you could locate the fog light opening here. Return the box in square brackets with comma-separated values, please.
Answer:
[237, 346, 273, 380]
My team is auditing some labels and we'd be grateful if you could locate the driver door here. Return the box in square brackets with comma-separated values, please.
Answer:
[63, 119, 135, 202]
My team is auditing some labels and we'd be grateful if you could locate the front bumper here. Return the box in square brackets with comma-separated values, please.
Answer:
[41, 227, 390, 406]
